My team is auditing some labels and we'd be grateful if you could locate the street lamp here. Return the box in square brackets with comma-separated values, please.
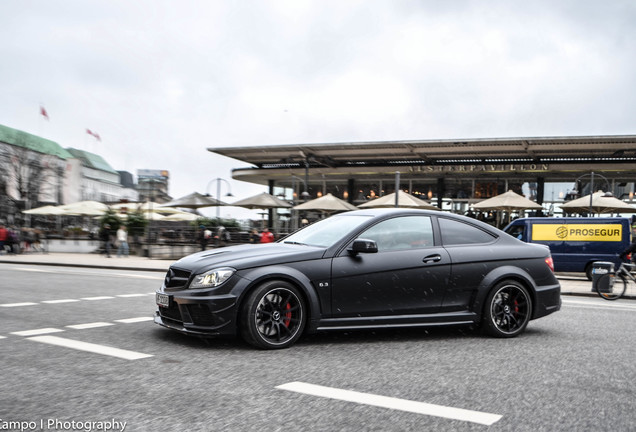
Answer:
[206, 178, 233, 219]
[573, 172, 611, 216]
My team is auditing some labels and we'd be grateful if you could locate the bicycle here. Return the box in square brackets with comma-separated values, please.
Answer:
[596, 260, 636, 300]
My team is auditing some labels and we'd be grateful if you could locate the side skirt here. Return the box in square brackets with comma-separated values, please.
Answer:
[315, 311, 477, 331]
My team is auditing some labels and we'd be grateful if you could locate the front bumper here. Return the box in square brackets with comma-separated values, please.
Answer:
[154, 291, 239, 337]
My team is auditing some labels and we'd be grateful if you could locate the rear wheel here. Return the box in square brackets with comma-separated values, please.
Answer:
[483, 280, 532, 338]
[240, 280, 306, 349]
[596, 273, 626, 300]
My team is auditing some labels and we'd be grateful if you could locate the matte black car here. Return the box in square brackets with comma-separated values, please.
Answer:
[155, 208, 561, 349]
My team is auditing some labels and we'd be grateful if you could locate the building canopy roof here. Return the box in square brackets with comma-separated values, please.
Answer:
[0, 124, 73, 159]
[208, 135, 636, 169]
[67, 148, 118, 174]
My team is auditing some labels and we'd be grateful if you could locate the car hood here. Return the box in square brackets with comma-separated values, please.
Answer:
[170, 243, 326, 273]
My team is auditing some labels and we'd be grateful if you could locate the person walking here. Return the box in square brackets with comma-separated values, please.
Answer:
[116, 225, 129, 257]
[260, 227, 274, 243]
[100, 224, 112, 258]
[0, 224, 7, 255]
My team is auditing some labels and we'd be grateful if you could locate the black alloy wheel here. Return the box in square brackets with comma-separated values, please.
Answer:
[483, 280, 532, 338]
[240, 280, 306, 349]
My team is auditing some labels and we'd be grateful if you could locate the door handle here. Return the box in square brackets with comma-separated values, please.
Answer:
[422, 254, 442, 263]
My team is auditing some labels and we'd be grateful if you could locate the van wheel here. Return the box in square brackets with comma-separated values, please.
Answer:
[585, 264, 594, 281]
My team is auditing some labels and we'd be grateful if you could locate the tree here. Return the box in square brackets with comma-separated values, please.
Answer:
[0, 132, 63, 224]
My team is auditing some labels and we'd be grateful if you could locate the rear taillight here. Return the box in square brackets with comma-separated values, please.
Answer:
[545, 257, 555, 272]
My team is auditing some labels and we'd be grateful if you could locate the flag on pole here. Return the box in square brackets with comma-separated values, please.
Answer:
[40, 106, 49, 120]
[86, 129, 102, 141]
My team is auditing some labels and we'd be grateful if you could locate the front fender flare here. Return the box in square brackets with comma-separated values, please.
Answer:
[234, 265, 322, 332]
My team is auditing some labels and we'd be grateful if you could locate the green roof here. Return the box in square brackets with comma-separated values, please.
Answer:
[0, 124, 73, 159]
[66, 148, 118, 174]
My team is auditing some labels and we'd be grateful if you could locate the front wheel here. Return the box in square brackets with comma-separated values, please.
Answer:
[240, 280, 306, 349]
[596, 273, 627, 300]
[483, 281, 532, 338]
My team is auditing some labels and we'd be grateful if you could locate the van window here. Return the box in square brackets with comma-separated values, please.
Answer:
[505, 224, 525, 240]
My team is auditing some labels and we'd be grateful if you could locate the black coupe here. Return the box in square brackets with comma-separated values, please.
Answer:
[155, 208, 560, 349]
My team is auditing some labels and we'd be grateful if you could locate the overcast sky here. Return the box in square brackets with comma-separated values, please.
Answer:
[2, 0, 635, 219]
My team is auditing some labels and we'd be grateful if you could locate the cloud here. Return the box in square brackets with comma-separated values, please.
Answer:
[1, 0, 635, 219]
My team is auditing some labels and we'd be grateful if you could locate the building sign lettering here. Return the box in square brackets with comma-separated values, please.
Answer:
[414, 163, 549, 173]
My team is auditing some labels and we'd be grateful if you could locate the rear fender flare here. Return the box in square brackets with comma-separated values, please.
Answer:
[473, 265, 537, 321]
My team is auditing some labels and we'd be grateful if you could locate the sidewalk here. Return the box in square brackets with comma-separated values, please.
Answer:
[1, 252, 634, 299]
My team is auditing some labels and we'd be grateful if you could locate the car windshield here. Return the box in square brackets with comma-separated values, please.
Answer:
[282, 214, 372, 248]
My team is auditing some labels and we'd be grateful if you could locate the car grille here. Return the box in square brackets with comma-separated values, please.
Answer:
[159, 303, 182, 322]
[164, 267, 191, 290]
[187, 304, 216, 327]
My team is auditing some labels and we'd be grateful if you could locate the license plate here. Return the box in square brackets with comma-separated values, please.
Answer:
[156, 293, 170, 308]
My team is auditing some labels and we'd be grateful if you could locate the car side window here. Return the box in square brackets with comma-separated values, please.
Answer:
[438, 217, 497, 245]
[359, 216, 434, 252]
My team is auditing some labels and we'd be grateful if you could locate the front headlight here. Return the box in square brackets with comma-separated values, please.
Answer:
[189, 267, 235, 289]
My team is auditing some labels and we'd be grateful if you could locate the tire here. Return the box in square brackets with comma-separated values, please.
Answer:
[240, 280, 306, 349]
[483, 280, 532, 338]
[585, 264, 594, 281]
[596, 273, 626, 300]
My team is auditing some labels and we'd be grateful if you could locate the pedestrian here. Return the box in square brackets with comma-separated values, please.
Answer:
[197, 225, 211, 251]
[216, 225, 226, 247]
[249, 228, 260, 244]
[8, 227, 20, 254]
[0, 224, 7, 255]
[260, 227, 274, 243]
[619, 240, 636, 263]
[116, 225, 129, 257]
[100, 224, 112, 258]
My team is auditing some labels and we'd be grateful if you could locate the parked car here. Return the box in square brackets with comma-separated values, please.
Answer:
[504, 217, 632, 280]
[155, 208, 561, 349]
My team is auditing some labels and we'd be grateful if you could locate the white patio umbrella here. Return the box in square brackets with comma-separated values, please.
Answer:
[293, 193, 358, 212]
[358, 190, 439, 210]
[161, 192, 226, 209]
[58, 200, 109, 216]
[162, 212, 199, 221]
[560, 191, 636, 215]
[231, 192, 292, 209]
[22, 205, 66, 215]
[472, 190, 543, 212]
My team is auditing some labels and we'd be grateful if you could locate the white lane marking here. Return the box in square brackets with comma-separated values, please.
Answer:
[562, 298, 636, 311]
[276, 382, 502, 426]
[114, 317, 154, 324]
[11, 328, 64, 337]
[41, 299, 81, 304]
[27, 335, 153, 360]
[1, 293, 150, 307]
[66, 322, 115, 330]
[1, 302, 38, 307]
[11, 267, 163, 280]
[0, 336, 6, 340]
[81, 296, 116, 301]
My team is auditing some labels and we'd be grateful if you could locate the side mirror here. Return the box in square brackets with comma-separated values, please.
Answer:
[349, 238, 378, 255]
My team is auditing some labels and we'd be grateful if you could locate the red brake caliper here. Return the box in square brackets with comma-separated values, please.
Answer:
[283, 302, 292, 327]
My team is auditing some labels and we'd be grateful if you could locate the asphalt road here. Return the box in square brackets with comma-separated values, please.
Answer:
[1, 263, 635, 431]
